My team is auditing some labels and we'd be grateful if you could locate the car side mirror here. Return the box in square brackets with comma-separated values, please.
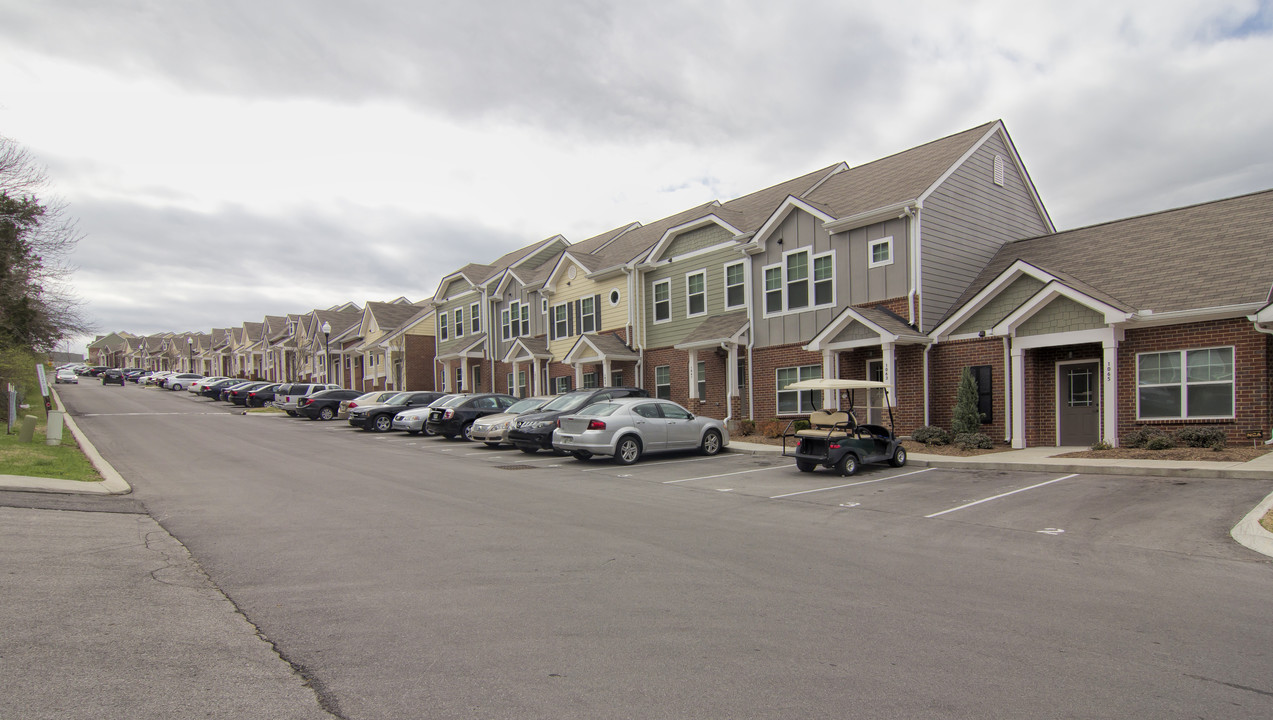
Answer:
[686, 414, 695, 420]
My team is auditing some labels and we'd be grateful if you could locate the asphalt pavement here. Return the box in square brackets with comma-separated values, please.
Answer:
[2, 388, 1272, 719]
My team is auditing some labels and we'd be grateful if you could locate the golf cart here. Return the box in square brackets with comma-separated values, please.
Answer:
[780, 379, 906, 476]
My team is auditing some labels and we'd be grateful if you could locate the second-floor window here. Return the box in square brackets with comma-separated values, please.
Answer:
[552, 304, 569, 340]
[764, 249, 835, 315]
[471, 303, 481, 334]
[454, 308, 464, 338]
[725, 262, 745, 309]
[653, 280, 671, 322]
[580, 296, 596, 333]
[439, 312, 448, 341]
[686, 271, 706, 317]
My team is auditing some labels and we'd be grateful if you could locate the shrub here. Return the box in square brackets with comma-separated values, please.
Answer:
[756, 419, 784, 439]
[951, 367, 982, 435]
[954, 432, 994, 450]
[737, 420, 756, 436]
[793, 419, 810, 432]
[1145, 435, 1175, 451]
[1172, 426, 1227, 449]
[1090, 439, 1113, 451]
[1123, 426, 1169, 449]
[912, 425, 951, 446]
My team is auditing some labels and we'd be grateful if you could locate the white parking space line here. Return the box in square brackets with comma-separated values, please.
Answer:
[768, 468, 934, 499]
[924, 474, 1079, 518]
[663, 467, 775, 484]
[577, 455, 731, 473]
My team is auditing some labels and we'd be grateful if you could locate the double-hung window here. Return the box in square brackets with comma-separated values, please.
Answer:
[686, 271, 706, 317]
[553, 376, 571, 394]
[582, 372, 597, 389]
[454, 308, 464, 338]
[764, 266, 782, 314]
[654, 365, 671, 399]
[580, 296, 596, 333]
[552, 304, 569, 340]
[776, 365, 822, 414]
[724, 262, 745, 309]
[519, 303, 530, 336]
[470, 303, 480, 334]
[696, 360, 707, 399]
[1137, 347, 1234, 419]
[438, 312, 448, 341]
[786, 251, 809, 309]
[653, 280, 671, 323]
[813, 254, 834, 306]
[500, 309, 511, 341]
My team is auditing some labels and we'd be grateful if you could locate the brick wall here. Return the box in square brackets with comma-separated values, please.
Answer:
[640, 346, 734, 420]
[404, 335, 436, 391]
[928, 337, 1008, 441]
[749, 343, 825, 421]
[1024, 343, 1102, 446]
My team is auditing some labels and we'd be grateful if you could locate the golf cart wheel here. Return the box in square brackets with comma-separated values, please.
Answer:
[835, 453, 859, 477]
[796, 459, 816, 473]
[889, 446, 907, 467]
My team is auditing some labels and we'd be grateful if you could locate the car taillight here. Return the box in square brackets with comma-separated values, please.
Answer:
[248, 392, 257, 397]
[443, 409, 454, 419]
[587, 419, 607, 430]
[300, 398, 311, 406]
[347, 402, 357, 408]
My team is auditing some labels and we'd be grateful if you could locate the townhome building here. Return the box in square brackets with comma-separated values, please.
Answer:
[259, 315, 291, 381]
[930, 188, 1273, 447]
[347, 299, 426, 391]
[433, 235, 570, 393]
[205, 328, 231, 377]
[373, 303, 437, 392]
[297, 305, 361, 384]
[86, 332, 134, 368]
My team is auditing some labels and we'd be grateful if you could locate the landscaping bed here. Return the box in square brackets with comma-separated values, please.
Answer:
[1056, 446, 1271, 463]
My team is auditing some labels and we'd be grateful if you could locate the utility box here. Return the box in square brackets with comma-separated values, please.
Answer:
[46, 410, 64, 446]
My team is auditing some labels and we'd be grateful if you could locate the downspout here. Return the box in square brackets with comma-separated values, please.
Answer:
[900, 204, 923, 328]
[922, 344, 931, 427]
[744, 253, 755, 421]
[721, 341, 733, 426]
[1002, 336, 1012, 444]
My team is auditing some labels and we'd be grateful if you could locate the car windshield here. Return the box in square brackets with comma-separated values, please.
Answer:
[438, 395, 470, 408]
[383, 393, 412, 406]
[506, 397, 549, 414]
[577, 403, 621, 417]
[541, 392, 591, 413]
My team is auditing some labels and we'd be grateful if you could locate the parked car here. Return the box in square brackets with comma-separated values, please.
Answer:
[245, 383, 285, 408]
[162, 373, 204, 391]
[424, 393, 518, 440]
[85, 366, 110, 377]
[140, 371, 174, 386]
[468, 396, 554, 447]
[201, 378, 247, 399]
[101, 369, 126, 386]
[553, 397, 728, 464]
[349, 391, 445, 432]
[273, 383, 341, 416]
[340, 391, 398, 421]
[296, 389, 363, 421]
[218, 380, 263, 401]
[227, 382, 276, 406]
[188, 376, 227, 393]
[125, 369, 151, 383]
[55, 369, 79, 384]
[390, 394, 465, 435]
[507, 387, 650, 453]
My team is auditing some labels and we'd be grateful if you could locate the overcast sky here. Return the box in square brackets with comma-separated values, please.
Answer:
[3, 0, 1271, 354]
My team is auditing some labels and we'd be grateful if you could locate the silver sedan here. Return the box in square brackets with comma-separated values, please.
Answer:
[552, 397, 728, 464]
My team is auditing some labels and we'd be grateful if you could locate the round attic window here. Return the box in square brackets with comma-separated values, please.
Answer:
[609, 289, 621, 305]
[567, 266, 577, 280]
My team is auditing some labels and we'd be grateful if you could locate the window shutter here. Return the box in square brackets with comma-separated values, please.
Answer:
[549, 308, 556, 341]
[593, 294, 602, 331]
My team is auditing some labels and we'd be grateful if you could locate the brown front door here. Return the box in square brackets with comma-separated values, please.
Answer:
[1057, 361, 1099, 446]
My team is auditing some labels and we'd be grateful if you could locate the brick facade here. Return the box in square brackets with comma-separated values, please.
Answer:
[404, 335, 436, 391]
[641, 346, 738, 421]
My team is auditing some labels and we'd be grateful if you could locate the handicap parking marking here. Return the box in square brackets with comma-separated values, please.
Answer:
[768, 467, 934, 499]
[924, 474, 1079, 518]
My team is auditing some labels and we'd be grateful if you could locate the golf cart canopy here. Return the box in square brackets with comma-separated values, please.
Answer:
[782, 379, 890, 391]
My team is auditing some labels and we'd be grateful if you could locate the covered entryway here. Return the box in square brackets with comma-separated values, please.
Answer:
[1057, 361, 1099, 446]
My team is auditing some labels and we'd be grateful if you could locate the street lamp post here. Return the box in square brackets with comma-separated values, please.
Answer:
[321, 321, 332, 385]
[186, 336, 193, 373]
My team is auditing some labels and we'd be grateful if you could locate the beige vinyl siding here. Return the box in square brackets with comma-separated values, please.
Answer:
[921, 132, 1050, 331]
[644, 246, 741, 348]
[546, 260, 625, 358]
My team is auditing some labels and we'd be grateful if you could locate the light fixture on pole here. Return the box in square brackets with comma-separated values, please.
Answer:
[321, 321, 332, 384]
[187, 336, 193, 372]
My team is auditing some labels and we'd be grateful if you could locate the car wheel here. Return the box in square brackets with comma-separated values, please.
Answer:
[422, 424, 437, 437]
[371, 414, 393, 432]
[461, 422, 475, 442]
[614, 436, 642, 465]
[441, 434, 455, 440]
[318, 406, 335, 421]
[835, 452, 858, 477]
[796, 459, 816, 473]
[889, 446, 907, 467]
[699, 429, 723, 456]
[406, 430, 420, 436]
[286, 411, 298, 417]
[519, 447, 538, 455]
[171, 384, 182, 391]
[484, 442, 501, 449]
[571, 450, 593, 461]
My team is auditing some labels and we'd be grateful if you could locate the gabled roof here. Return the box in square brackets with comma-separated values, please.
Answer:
[672, 311, 750, 350]
[377, 304, 436, 346]
[363, 301, 427, 337]
[942, 187, 1273, 323]
[563, 332, 641, 363]
[501, 336, 551, 363]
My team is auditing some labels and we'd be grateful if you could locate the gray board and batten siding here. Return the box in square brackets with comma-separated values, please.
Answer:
[919, 131, 1051, 332]
[751, 209, 909, 348]
[491, 275, 544, 359]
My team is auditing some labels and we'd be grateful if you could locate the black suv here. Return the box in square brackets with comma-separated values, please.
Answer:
[425, 393, 518, 440]
[101, 369, 126, 386]
[507, 387, 649, 453]
[348, 391, 445, 432]
[297, 389, 363, 421]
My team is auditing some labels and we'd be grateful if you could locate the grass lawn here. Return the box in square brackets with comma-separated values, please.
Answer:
[1263, 508, 1273, 534]
[0, 384, 103, 482]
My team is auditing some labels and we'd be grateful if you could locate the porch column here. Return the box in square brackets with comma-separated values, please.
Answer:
[531, 359, 542, 395]
[575, 361, 583, 390]
[821, 349, 835, 409]
[603, 358, 612, 387]
[1102, 336, 1120, 447]
[1011, 345, 1027, 448]
[512, 360, 520, 395]
[881, 342, 896, 407]
[688, 350, 700, 399]
[726, 345, 738, 397]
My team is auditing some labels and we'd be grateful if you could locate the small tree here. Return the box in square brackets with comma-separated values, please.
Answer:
[951, 366, 982, 435]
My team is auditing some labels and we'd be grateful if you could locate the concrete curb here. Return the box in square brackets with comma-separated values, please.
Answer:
[1230, 489, 1273, 557]
[0, 390, 132, 496]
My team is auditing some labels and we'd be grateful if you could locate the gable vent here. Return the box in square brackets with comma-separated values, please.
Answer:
[993, 154, 1006, 187]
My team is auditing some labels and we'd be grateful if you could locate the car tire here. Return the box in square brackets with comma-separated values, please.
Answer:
[441, 434, 455, 440]
[835, 452, 858, 477]
[614, 436, 642, 465]
[318, 406, 335, 421]
[406, 430, 420, 436]
[171, 384, 182, 391]
[422, 424, 437, 437]
[796, 459, 816, 473]
[571, 450, 593, 461]
[699, 429, 723, 456]
[371, 414, 393, 432]
[889, 446, 907, 468]
[462, 422, 475, 442]
[286, 411, 298, 417]
[484, 442, 501, 449]
[519, 447, 538, 455]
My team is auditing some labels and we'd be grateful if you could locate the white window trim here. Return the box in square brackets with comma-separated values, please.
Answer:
[685, 269, 707, 319]
[552, 303, 569, 340]
[609, 289, 621, 306]
[470, 302, 481, 334]
[762, 262, 783, 317]
[761, 248, 837, 318]
[775, 364, 822, 415]
[454, 307, 464, 338]
[868, 236, 894, 269]
[438, 312, 449, 341]
[1135, 346, 1235, 421]
[654, 365, 671, 399]
[652, 278, 672, 325]
[500, 309, 511, 341]
[580, 296, 597, 334]
[724, 261, 746, 310]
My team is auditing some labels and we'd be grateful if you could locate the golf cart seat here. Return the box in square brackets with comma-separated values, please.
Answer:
[794, 410, 856, 438]
[854, 423, 894, 441]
